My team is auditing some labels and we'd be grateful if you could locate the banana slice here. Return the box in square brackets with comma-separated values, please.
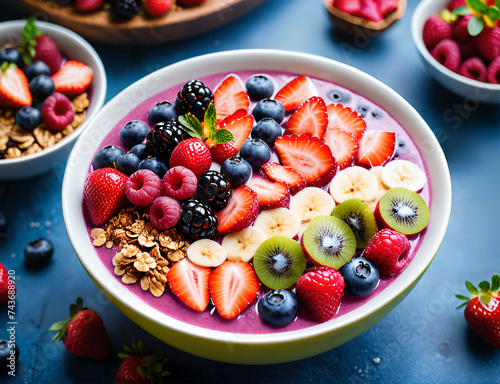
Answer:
[187, 239, 227, 267]
[367, 166, 391, 211]
[221, 227, 266, 262]
[253, 208, 301, 239]
[381, 160, 426, 192]
[329, 166, 378, 204]
[289, 187, 336, 223]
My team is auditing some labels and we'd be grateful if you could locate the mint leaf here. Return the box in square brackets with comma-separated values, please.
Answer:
[467, 0, 488, 12]
[213, 129, 234, 145]
[468, 15, 485, 36]
[204, 103, 217, 131]
[487, 6, 500, 20]
[20, 16, 41, 66]
[497, 0, 500, 9]
[452, 5, 473, 15]
[178, 113, 203, 139]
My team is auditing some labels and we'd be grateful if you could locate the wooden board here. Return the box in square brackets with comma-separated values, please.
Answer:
[14, 0, 266, 45]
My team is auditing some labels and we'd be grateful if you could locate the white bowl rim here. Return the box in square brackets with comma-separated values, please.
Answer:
[0, 19, 106, 166]
[62, 49, 452, 346]
[411, 0, 500, 91]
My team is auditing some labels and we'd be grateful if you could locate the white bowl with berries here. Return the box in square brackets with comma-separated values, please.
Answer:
[62, 50, 451, 364]
[412, 0, 500, 103]
[0, 19, 106, 180]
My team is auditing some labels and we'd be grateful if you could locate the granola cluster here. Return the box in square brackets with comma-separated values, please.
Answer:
[91, 206, 189, 297]
[0, 93, 89, 160]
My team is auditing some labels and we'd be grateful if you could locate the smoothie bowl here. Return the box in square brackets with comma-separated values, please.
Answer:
[62, 50, 451, 364]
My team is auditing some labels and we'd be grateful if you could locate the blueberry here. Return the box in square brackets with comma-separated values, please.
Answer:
[0, 211, 7, 243]
[0, 48, 22, 68]
[116, 152, 141, 176]
[246, 75, 274, 101]
[120, 120, 150, 148]
[29, 75, 55, 101]
[31, 100, 45, 111]
[15, 106, 41, 133]
[24, 238, 54, 269]
[252, 99, 285, 124]
[239, 138, 271, 169]
[258, 289, 297, 327]
[251, 117, 282, 147]
[371, 110, 383, 119]
[327, 89, 352, 104]
[138, 157, 168, 178]
[220, 157, 252, 188]
[92, 145, 124, 170]
[130, 143, 149, 160]
[356, 105, 370, 118]
[24, 61, 51, 81]
[339, 256, 379, 297]
[148, 101, 178, 126]
[0, 339, 19, 374]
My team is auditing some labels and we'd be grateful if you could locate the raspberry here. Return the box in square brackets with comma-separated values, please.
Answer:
[431, 39, 461, 72]
[423, 15, 452, 49]
[458, 57, 487, 82]
[150, 196, 181, 230]
[476, 26, 500, 63]
[446, 0, 466, 11]
[460, 39, 479, 60]
[169, 138, 211, 178]
[487, 56, 500, 84]
[162, 166, 197, 200]
[362, 229, 411, 275]
[125, 169, 161, 206]
[40, 92, 75, 132]
[452, 15, 473, 44]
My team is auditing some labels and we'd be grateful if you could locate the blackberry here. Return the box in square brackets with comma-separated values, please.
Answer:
[196, 171, 232, 211]
[178, 198, 217, 239]
[146, 121, 185, 163]
[110, 0, 141, 19]
[175, 80, 213, 120]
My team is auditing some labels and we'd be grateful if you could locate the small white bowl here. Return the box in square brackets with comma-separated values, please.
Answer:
[0, 20, 106, 180]
[412, 0, 500, 104]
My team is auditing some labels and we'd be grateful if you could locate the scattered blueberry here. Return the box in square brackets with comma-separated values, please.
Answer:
[258, 289, 297, 327]
[339, 256, 379, 297]
[31, 100, 45, 111]
[371, 110, 383, 119]
[148, 101, 178, 126]
[356, 105, 370, 118]
[92, 145, 124, 170]
[116, 152, 141, 176]
[398, 140, 405, 147]
[220, 157, 252, 188]
[239, 138, 271, 169]
[24, 238, 54, 269]
[0, 48, 23, 68]
[138, 157, 168, 178]
[130, 143, 149, 160]
[24, 61, 52, 81]
[29, 75, 55, 101]
[327, 89, 352, 104]
[0, 211, 7, 243]
[15, 106, 41, 132]
[120, 120, 150, 148]
[0, 339, 19, 374]
[252, 98, 285, 124]
[251, 117, 282, 147]
[246, 75, 274, 101]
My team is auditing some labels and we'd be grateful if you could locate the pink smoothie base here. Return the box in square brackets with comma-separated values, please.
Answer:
[82, 70, 432, 334]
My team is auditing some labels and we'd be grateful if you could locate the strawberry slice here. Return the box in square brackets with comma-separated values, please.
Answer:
[0, 63, 32, 108]
[335, 0, 362, 14]
[167, 258, 211, 312]
[246, 174, 291, 210]
[322, 129, 359, 170]
[51, 60, 93, 96]
[214, 75, 250, 122]
[274, 76, 316, 113]
[358, 0, 384, 22]
[284, 96, 328, 139]
[209, 260, 260, 319]
[215, 185, 259, 235]
[218, 113, 254, 152]
[326, 104, 366, 140]
[375, 0, 398, 16]
[261, 162, 306, 195]
[218, 108, 248, 127]
[275, 134, 336, 188]
[356, 130, 396, 168]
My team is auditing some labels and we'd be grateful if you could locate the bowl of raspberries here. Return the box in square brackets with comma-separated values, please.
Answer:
[412, 0, 500, 103]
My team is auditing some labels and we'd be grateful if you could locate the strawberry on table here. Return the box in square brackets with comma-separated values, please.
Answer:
[51, 60, 94, 96]
[0, 262, 15, 304]
[261, 162, 306, 195]
[215, 185, 259, 235]
[356, 130, 396, 168]
[274, 75, 316, 113]
[213, 75, 250, 122]
[144, 0, 172, 16]
[0, 62, 32, 108]
[326, 104, 366, 139]
[284, 96, 328, 139]
[49, 297, 112, 359]
[322, 129, 359, 170]
[75, 0, 105, 12]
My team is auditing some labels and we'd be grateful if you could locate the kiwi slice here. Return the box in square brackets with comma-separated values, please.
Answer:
[376, 187, 430, 235]
[253, 236, 307, 290]
[331, 198, 377, 249]
[302, 215, 356, 270]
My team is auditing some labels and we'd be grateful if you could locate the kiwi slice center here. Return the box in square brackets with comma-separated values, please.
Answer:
[268, 250, 292, 277]
[345, 214, 364, 236]
[391, 199, 418, 225]
[317, 230, 344, 257]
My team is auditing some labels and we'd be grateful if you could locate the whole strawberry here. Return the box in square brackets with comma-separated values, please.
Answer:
[169, 138, 212, 178]
[362, 229, 411, 275]
[0, 262, 15, 304]
[115, 340, 169, 384]
[296, 266, 345, 322]
[145, 0, 172, 16]
[456, 274, 500, 349]
[49, 297, 112, 359]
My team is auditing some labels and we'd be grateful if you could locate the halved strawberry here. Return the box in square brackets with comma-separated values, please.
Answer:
[284, 96, 328, 139]
[246, 174, 290, 210]
[335, 0, 362, 14]
[0, 63, 32, 108]
[376, 0, 398, 16]
[209, 140, 238, 165]
[51, 60, 93, 96]
[358, 0, 384, 22]
[274, 134, 336, 188]
[326, 104, 366, 140]
[167, 258, 211, 312]
[274, 76, 316, 113]
[218, 108, 248, 127]
[209, 260, 260, 319]
[218, 113, 254, 152]
[261, 162, 306, 195]
[214, 75, 249, 122]
[356, 130, 396, 168]
[215, 185, 259, 235]
[322, 129, 359, 170]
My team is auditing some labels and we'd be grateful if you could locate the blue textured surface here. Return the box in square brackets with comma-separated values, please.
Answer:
[1, 0, 499, 382]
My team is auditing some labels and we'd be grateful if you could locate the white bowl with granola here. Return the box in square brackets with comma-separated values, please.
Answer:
[0, 20, 106, 180]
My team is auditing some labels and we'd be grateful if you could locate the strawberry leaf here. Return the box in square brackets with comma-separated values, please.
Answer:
[468, 16, 485, 36]
[178, 113, 203, 139]
[466, 281, 480, 295]
[455, 301, 468, 309]
[213, 129, 234, 145]
[456, 294, 470, 301]
[452, 5, 473, 15]
[491, 273, 500, 292]
[478, 280, 491, 293]
[467, 0, 488, 13]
